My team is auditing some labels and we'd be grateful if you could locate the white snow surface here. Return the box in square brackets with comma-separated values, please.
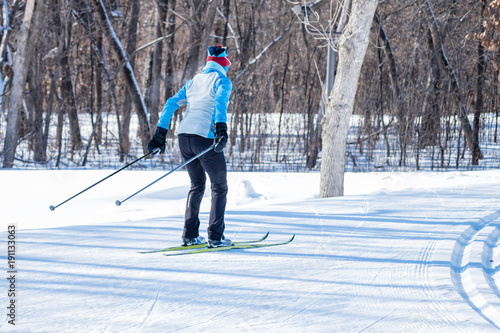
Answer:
[1, 169, 500, 332]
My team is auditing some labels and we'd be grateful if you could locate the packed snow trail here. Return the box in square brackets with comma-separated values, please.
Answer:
[1, 170, 500, 332]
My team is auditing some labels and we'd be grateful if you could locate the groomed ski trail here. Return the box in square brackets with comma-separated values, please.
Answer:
[3, 171, 500, 332]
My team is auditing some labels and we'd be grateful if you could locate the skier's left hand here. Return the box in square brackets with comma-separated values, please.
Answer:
[214, 123, 228, 153]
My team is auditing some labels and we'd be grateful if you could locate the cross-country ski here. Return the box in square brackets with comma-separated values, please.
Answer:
[138, 232, 270, 253]
[163, 234, 295, 256]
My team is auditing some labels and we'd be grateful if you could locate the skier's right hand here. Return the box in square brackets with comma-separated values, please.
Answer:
[148, 126, 168, 154]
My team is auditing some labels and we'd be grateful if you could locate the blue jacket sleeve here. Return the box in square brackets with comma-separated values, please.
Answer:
[157, 82, 189, 130]
[213, 76, 232, 124]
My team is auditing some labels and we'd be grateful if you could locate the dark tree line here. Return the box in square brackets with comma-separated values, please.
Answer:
[353, 0, 500, 170]
[0, 0, 499, 171]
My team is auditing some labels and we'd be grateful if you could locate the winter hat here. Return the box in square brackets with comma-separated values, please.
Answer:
[207, 45, 230, 68]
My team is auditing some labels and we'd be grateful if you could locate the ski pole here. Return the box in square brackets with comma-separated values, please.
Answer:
[49, 148, 160, 211]
[115, 144, 215, 207]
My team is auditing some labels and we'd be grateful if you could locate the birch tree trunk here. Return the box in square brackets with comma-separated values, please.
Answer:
[319, 0, 378, 198]
[0, 0, 17, 113]
[3, 0, 36, 168]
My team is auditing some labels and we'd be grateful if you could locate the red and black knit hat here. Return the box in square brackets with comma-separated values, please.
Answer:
[207, 45, 230, 67]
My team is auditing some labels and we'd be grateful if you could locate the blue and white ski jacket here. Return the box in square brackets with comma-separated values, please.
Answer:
[157, 61, 232, 139]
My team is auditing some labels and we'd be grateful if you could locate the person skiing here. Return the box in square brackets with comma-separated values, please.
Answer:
[147, 45, 233, 248]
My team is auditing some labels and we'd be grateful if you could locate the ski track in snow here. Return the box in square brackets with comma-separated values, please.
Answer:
[343, 191, 461, 332]
[450, 211, 500, 330]
[415, 232, 457, 331]
[410, 187, 468, 332]
[483, 225, 500, 298]
[358, 307, 400, 332]
[135, 289, 161, 332]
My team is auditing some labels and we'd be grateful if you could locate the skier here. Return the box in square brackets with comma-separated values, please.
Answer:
[147, 45, 233, 248]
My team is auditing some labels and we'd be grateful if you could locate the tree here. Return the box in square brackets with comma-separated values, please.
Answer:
[3, 0, 36, 168]
[60, 5, 82, 152]
[2, 0, 497, 171]
[145, 0, 169, 132]
[320, 0, 379, 197]
[93, 0, 151, 153]
[26, 0, 50, 162]
[422, 0, 481, 165]
[120, 0, 140, 157]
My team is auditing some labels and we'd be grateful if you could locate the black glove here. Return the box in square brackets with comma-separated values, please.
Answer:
[214, 122, 228, 153]
[148, 126, 168, 154]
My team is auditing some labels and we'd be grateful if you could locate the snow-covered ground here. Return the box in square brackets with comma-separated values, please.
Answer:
[1, 169, 500, 332]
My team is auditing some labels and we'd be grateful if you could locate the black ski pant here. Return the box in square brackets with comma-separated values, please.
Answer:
[178, 134, 228, 241]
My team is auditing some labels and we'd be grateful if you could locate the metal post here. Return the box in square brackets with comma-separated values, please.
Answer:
[325, 43, 336, 98]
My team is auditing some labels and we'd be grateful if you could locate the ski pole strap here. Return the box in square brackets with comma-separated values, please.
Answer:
[116, 144, 215, 207]
[49, 148, 159, 211]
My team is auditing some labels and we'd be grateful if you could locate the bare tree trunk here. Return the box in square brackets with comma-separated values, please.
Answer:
[276, 38, 291, 162]
[423, 0, 481, 163]
[496, 70, 499, 144]
[0, 0, 15, 66]
[94, 30, 103, 146]
[147, 0, 168, 130]
[472, 0, 487, 165]
[3, 0, 36, 168]
[69, 0, 102, 150]
[53, 1, 65, 168]
[60, 9, 82, 152]
[182, 0, 202, 80]
[419, 30, 441, 148]
[320, 0, 378, 198]
[473, 40, 485, 165]
[119, 0, 140, 158]
[0, 0, 17, 114]
[164, 0, 176, 102]
[303, 32, 320, 169]
[55, 96, 64, 168]
[29, 58, 45, 162]
[93, 0, 150, 153]
[375, 13, 400, 100]
[43, 68, 59, 160]
[221, 0, 230, 45]
[197, 0, 218, 71]
[25, 0, 49, 162]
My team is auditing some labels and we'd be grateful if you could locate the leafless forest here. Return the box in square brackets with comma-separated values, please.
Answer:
[0, 0, 499, 171]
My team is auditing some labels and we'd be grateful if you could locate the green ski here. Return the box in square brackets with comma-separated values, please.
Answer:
[138, 232, 270, 254]
[163, 234, 295, 256]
